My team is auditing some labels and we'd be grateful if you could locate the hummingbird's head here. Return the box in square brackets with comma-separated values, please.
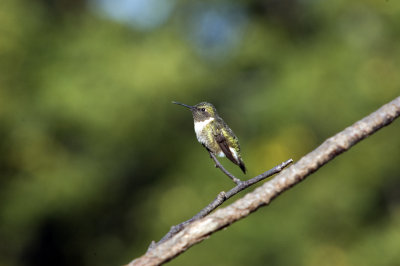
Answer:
[172, 101, 217, 122]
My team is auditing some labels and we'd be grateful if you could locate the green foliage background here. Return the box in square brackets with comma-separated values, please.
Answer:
[1, 0, 399, 265]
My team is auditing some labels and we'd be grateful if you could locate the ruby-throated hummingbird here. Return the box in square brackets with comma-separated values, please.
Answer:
[173, 101, 246, 174]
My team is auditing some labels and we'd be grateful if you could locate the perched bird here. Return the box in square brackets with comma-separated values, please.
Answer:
[173, 101, 246, 174]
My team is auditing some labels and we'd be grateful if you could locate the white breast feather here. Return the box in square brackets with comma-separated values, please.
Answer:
[194, 117, 214, 144]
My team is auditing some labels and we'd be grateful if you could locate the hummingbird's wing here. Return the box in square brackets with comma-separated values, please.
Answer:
[213, 119, 246, 174]
[215, 133, 237, 164]
[216, 134, 246, 174]
[214, 132, 246, 174]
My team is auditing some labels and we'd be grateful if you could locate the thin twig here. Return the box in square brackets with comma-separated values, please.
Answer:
[151, 158, 293, 248]
[127, 96, 400, 266]
[208, 151, 243, 185]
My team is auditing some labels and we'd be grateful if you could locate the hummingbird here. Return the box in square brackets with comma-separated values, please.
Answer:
[172, 101, 246, 174]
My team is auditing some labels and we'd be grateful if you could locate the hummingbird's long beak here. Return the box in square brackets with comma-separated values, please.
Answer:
[172, 101, 195, 110]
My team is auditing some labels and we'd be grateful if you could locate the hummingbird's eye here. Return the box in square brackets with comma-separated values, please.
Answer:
[201, 108, 206, 112]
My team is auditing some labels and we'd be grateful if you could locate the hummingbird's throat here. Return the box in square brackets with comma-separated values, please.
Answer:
[194, 117, 214, 136]
[194, 117, 214, 144]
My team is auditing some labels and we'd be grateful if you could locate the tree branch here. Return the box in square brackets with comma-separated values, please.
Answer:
[208, 151, 243, 185]
[127, 96, 400, 266]
[150, 158, 292, 249]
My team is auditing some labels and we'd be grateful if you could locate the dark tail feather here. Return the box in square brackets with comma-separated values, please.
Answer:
[239, 160, 246, 174]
